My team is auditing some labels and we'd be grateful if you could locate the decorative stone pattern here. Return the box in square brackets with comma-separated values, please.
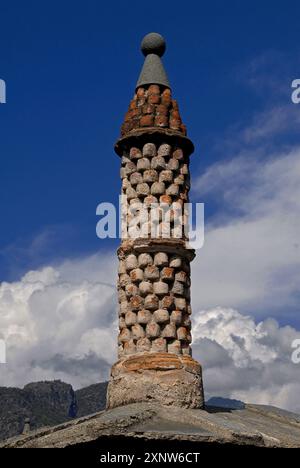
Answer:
[121, 85, 187, 136]
[120, 141, 190, 238]
[117, 250, 192, 358]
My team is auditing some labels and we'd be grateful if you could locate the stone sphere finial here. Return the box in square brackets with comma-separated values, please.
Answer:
[141, 32, 166, 57]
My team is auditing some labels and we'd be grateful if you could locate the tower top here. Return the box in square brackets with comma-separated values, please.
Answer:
[141, 32, 166, 57]
[136, 32, 170, 90]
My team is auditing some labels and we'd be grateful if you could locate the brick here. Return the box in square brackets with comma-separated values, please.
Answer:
[159, 194, 172, 205]
[130, 295, 144, 311]
[125, 283, 139, 297]
[137, 158, 151, 171]
[180, 163, 189, 175]
[126, 186, 137, 200]
[170, 310, 182, 325]
[167, 158, 179, 171]
[118, 288, 126, 303]
[125, 311, 137, 326]
[161, 267, 174, 282]
[161, 295, 174, 309]
[153, 281, 169, 295]
[123, 339, 136, 355]
[144, 294, 159, 310]
[130, 172, 143, 186]
[143, 169, 158, 183]
[146, 321, 160, 338]
[142, 103, 155, 115]
[151, 181, 165, 195]
[136, 182, 150, 197]
[175, 271, 187, 283]
[139, 281, 153, 296]
[151, 156, 166, 170]
[166, 184, 179, 196]
[174, 297, 186, 311]
[182, 343, 191, 355]
[136, 337, 151, 352]
[119, 316, 126, 329]
[132, 324, 145, 340]
[157, 143, 172, 157]
[159, 170, 173, 183]
[119, 273, 131, 288]
[167, 339, 182, 354]
[140, 114, 154, 126]
[162, 323, 177, 339]
[154, 252, 168, 267]
[173, 148, 184, 160]
[119, 328, 131, 343]
[151, 337, 167, 352]
[137, 309, 152, 324]
[142, 143, 157, 158]
[120, 301, 129, 315]
[172, 280, 184, 295]
[148, 84, 160, 94]
[144, 265, 160, 280]
[174, 174, 185, 185]
[136, 87, 145, 98]
[130, 268, 144, 283]
[182, 313, 191, 328]
[177, 326, 188, 341]
[125, 254, 138, 271]
[156, 104, 169, 116]
[137, 97, 146, 107]
[124, 161, 137, 176]
[154, 115, 168, 127]
[148, 93, 160, 105]
[129, 147, 142, 159]
[144, 195, 158, 206]
[153, 309, 170, 324]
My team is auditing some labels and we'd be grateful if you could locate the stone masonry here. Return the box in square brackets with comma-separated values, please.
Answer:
[107, 33, 204, 409]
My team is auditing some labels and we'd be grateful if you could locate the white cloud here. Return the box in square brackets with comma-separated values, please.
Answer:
[1, 264, 299, 413]
[0, 255, 118, 389]
[191, 146, 300, 320]
[192, 307, 300, 413]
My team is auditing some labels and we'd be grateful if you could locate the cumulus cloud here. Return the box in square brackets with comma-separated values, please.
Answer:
[191, 143, 300, 322]
[192, 307, 300, 413]
[0, 254, 118, 389]
[1, 264, 299, 413]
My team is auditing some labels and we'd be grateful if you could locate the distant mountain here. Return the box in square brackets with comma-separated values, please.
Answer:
[206, 396, 245, 410]
[0, 380, 108, 441]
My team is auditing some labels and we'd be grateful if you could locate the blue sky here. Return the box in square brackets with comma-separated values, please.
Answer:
[1, 1, 300, 405]
[1, 0, 300, 279]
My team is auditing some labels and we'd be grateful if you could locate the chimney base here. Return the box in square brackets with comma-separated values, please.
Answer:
[106, 353, 204, 410]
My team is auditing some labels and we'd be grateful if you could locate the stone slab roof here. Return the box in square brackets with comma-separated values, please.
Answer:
[1, 402, 300, 448]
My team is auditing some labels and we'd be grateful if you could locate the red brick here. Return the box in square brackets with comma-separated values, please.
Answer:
[154, 115, 168, 127]
[161, 94, 172, 107]
[156, 104, 168, 116]
[148, 84, 160, 94]
[137, 97, 146, 107]
[148, 94, 161, 105]
[142, 103, 155, 114]
[172, 99, 179, 110]
[169, 118, 181, 130]
[136, 87, 145, 98]
[171, 110, 181, 121]
[129, 100, 137, 110]
[140, 115, 154, 127]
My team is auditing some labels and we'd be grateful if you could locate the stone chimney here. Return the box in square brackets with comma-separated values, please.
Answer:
[106, 33, 204, 409]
